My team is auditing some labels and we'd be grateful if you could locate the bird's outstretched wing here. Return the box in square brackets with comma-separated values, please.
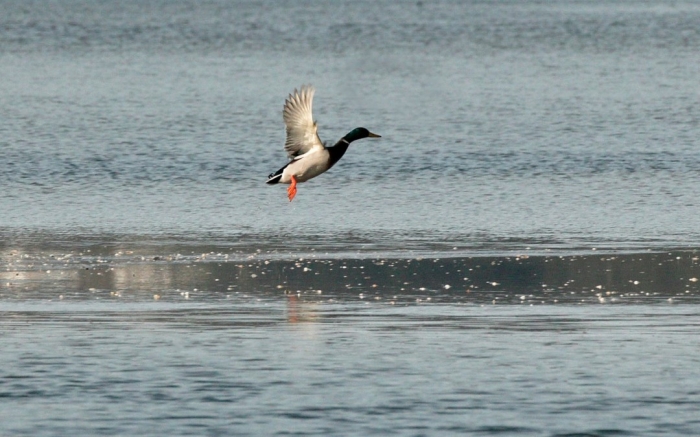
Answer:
[283, 85, 324, 158]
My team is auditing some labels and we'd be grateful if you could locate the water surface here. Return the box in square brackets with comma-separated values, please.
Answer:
[1, 0, 700, 248]
[2, 1, 700, 435]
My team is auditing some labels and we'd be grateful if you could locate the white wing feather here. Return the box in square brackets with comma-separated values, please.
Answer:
[283, 85, 324, 158]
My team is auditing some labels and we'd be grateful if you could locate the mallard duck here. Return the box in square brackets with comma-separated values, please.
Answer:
[266, 85, 381, 201]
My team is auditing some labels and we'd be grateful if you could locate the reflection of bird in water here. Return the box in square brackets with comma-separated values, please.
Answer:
[286, 294, 300, 324]
[266, 85, 381, 201]
[284, 293, 322, 325]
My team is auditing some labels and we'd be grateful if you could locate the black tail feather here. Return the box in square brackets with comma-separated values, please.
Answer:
[266, 170, 283, 185]
[266, 162, 290, 185]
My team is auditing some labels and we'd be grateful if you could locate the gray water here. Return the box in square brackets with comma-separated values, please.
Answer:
[2, 0, 700, 435]
[2, 302, 700, 436]
[2, 0, 700, 248]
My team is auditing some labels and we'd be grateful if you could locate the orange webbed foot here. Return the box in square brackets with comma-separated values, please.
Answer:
[287, 175, 298, 202]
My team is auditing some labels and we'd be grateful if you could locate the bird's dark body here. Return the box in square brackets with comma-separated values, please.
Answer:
[326, 140, 350, 169]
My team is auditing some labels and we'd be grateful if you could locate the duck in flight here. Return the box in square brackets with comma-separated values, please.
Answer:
[266, 85, 381, 201]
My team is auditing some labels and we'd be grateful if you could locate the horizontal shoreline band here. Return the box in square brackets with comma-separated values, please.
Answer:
[3, 251, 699, 306]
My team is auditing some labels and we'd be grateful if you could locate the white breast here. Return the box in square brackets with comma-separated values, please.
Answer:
[280, 149, 330, 183]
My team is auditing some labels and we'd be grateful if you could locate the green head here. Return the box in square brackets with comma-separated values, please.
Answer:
[343, 127, 381, 143]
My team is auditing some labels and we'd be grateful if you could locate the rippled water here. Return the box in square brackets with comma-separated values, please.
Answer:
[2, 0, 700, 435]
[3, 301, 700, 436]
[2, 0, 700, 247]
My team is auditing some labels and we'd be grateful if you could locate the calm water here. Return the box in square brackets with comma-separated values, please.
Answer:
[2, 0, 700, 435]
